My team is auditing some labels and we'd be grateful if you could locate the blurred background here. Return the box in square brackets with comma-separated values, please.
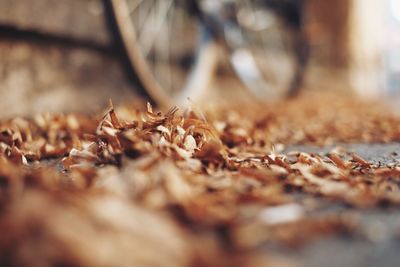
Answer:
[0, 0, 400, 118]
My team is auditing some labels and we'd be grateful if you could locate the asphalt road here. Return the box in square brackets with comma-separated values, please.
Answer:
[282, 142, 400, 267]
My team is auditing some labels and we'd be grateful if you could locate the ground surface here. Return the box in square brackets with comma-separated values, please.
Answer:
[1, 92, 400, 267]
[284, 142, 400, 267]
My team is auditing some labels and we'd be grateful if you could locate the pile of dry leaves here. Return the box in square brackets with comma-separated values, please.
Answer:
[1, 92, 400, 267]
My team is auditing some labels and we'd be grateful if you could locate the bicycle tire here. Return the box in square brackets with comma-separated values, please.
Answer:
[227, 0, 308, 101]
[106, 0, 218, 108]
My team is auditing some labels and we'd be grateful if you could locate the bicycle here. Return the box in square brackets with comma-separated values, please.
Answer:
[105, 0, 308, 107]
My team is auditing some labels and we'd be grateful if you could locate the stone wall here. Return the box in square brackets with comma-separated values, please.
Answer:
[0, 0, 139, 118]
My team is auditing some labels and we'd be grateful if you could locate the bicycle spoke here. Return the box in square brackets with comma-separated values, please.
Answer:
[138, 0, 174, 57]
[117, 0, 207, 101]
[171, 5, 183, 92]
[128, 0, 144, 15]
[133, 0, 153, 36]
[154, 1, 173, 93]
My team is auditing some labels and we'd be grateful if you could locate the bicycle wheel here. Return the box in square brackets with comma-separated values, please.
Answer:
[108, 0, 218, 107]
[227, 0, 307, 100]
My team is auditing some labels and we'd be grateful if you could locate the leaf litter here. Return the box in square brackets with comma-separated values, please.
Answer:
[1, 92, 400, 266]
